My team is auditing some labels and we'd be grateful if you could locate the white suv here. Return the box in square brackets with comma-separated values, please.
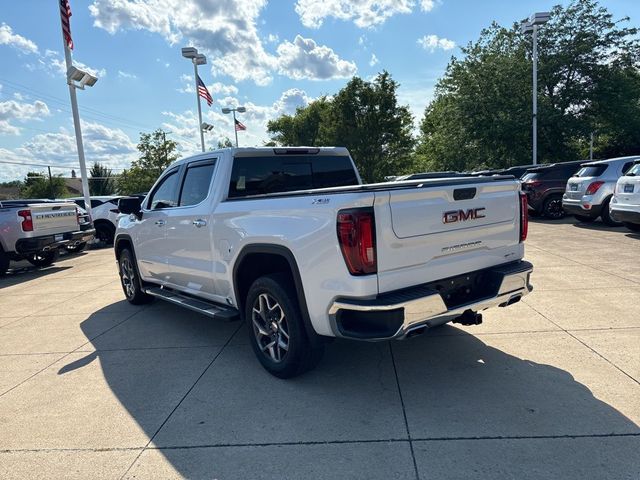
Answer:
[610, 160, 640, 232]
[562, 156, 640, 226]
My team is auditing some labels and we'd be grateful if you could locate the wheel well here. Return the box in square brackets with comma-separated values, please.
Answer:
[94, 219, 115, 231]
[114, 237, 132, 260]
[234, 252, 293, 313]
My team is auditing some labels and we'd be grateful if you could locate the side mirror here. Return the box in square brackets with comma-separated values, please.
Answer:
[118, 197, 142, 217]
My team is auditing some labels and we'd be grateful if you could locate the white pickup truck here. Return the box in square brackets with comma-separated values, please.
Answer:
[115, 147, 533, 377]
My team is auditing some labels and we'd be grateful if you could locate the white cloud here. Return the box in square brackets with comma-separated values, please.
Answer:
[276, 35, 356, 80]
[421, 0, 435, 11]
[266, 33, 279, 43]
[417, 34, 455, 52]
[369, 53, 379, 67]
[89, 0, 356, 84]
[0, 98, 50, 135]
[295, 0, 414, 28]
[37, 49, 107, 78]
[0, 23, 38, 54]
[118, 70, 137, 79]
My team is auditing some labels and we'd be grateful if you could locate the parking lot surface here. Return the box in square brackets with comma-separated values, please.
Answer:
[0, 219, 639, 479]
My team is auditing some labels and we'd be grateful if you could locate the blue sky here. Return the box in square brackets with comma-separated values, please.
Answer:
[1, 0, 639, 181]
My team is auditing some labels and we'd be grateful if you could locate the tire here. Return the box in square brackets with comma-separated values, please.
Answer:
[65, 242, 87, 253]
[245, 273, 324, 378]
[27, 249, 59, 268]
[0, 248, 9, 276]
[574, 214, 595, 223]
[623, 222, 640, 232]
[117, 248, 153, 305]
[600, 197, 623, 227]
[95, 222, 116, 246]
[542, 195, 565, 219]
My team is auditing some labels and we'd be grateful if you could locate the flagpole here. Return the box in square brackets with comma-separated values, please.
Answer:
[233, 110, 239, 147]
[61, 13, 92, 220]
[193, 63, 205, 152]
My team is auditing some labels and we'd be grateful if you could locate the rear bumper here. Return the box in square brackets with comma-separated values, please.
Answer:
[610, 207, 640, 224]
[15, 229, 95, 255]
[562, 199, 602, 218]
[328, 260, 534, 341]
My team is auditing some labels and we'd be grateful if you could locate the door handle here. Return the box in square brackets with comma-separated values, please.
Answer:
[155, 220, 166, 226]
[193, 219, 207, 228]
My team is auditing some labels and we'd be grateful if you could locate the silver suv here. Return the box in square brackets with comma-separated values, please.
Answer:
[563, 156, 640, 226]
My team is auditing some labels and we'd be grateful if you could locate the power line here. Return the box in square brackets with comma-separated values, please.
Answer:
[0, 159, 125, 171]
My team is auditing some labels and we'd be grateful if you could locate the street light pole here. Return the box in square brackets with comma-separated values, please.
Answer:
[193, 60, 205, 153]
[61, 34, 92, 215]
[532, 23, 538, 166]
[232, 110, 238, 148]
[221, 106, 247, 147]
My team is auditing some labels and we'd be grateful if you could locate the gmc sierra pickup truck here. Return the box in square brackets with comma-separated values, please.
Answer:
[115, 147, 533, 378]
[0, 200, 95, 275]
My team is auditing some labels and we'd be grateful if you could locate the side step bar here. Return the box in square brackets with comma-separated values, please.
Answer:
[144, 286, 239, 321]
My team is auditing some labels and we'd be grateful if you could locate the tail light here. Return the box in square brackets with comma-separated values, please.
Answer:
[18, 209, 33, 232]
[519, 192, 528, 242]
[337, 208, 377, 275]
[76, 207, 82, 225]
[585, 181, 605, 195]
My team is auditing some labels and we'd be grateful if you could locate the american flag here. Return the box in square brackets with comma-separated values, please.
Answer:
[60, 0, 73, 50]
[197, 75, 213, 106]
[235, 118, 247, 131]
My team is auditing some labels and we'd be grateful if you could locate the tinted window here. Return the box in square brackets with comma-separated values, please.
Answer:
[228, 155, 358, 198]
[148, 170, 179, 209]
[621, 162, 634, 174]
[575, 165, 607, 178]
[626, 163, 640, 176]
[179, 162, 215, 206]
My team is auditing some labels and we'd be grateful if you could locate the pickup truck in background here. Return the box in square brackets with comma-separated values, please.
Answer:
[115, 147, 533, 378]
[0, 200, 95, 275]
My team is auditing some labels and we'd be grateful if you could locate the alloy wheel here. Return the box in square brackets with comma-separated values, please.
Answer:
[120, 257, 136, 298]
[252, 293, 290, 363]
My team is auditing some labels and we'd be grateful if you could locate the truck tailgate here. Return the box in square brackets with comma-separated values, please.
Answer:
[29, 203, 79, 234]
[375, 178, 523, 293]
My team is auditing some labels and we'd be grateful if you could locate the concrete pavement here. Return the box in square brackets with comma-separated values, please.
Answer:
[0, 219, 638, 479]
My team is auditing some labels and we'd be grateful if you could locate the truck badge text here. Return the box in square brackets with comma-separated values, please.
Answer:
[442, 207, 486, 224]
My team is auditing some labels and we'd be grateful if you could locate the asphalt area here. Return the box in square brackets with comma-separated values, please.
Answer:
[0, 218, 638, 479]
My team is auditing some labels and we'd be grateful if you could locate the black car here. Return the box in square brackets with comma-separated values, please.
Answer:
[521, 160, 586, 218]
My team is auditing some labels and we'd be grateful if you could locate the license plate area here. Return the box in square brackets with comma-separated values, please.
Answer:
[54, 234, 63, 242]
[570, 184, 578, 191]
[624, 184, 634, 193]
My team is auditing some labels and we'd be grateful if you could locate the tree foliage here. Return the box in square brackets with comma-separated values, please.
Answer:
[267, 72, 415, 182]
[118, 129, 178, 194]
[417, 0, 640, 171]
[89, 162, 116, 196]
[20, 172, 67, 199]
[216, 137, 234, 149]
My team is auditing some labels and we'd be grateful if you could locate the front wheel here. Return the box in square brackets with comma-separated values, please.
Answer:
[27, 249, 59, 267]
[623, 222, 640, 232]
[245, 273, 324, 378]
[542, 195, 565, 219]
[118, 248, 153, 305]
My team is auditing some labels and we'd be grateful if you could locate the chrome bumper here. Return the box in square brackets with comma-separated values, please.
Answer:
[328, 261, 533, 341]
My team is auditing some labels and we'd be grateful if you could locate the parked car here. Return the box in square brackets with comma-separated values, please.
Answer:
[499, 165, 537, 178]
[0, 200, 94, 275]
[609, 159, 640, 232]
[65, 205, 93, 253]
[68, 196, 127, 245]
[563, 156, 640, 226]
[114, 147, 533, 378]
[393, 171, 468, 181]
[521, 160, 585, 219]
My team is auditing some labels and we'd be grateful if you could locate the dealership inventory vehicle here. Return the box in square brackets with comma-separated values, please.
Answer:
[563, 156, 640, 226]
[0, 200, 94, 275]
[609, 159, 640, 232]
[68, 195, 127, 245]
[115, 147, 533, 378]
[521, 160, 585, 219]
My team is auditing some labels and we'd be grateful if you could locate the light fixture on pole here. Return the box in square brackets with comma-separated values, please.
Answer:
[221, 106, 247, 147]
[201, 122, 214, 132]
[60, 37, 98, 220]
[182, 47, 207, 152]
[521, 11, 550, 166]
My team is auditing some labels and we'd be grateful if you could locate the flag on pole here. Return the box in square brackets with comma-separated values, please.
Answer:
[60, 0, 73, 50]
[197, 75, 213, 106]
[235, 119, 246, 131]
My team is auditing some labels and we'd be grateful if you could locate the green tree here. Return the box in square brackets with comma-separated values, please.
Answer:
[89, 162, 116, 196]
[20, 172, 68, 199]
[216, 137, 233, 149]
[267, 73, 415, 182]
[417, 0, 640, 171]
[118, 129, 178, 194]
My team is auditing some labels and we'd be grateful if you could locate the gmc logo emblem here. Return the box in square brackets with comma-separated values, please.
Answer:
[443, 207, 486, 224]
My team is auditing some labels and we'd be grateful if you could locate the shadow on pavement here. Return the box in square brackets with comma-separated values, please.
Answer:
[58, 305, 640, 479]
[0, 265, 72, 289]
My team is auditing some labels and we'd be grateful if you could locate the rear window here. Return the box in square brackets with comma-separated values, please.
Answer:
[575, 165, 607, 178]
[228, 155, 359, 198]
[626, 163, 640, 176]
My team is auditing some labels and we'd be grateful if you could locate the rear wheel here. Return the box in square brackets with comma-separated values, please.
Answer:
[245, 273, 324, 378]
[0, 248, 9, 276]
[600, 197, 623, 227]
[623, 222, 640, 232]
[27, 249, 59, 268]
[574, 214, 595, 223]
[542, 195, 564, 219]
[118, 248, 153, 305]
[95, 222, 116, 246]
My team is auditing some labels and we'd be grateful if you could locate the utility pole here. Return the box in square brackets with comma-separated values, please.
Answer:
[47, 166, 54, 199]
[589, 132, 594, 161]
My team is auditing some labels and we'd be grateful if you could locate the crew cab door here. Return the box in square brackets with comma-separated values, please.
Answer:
[136, 167, 181, 283]
[164, 158, 217, 297]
